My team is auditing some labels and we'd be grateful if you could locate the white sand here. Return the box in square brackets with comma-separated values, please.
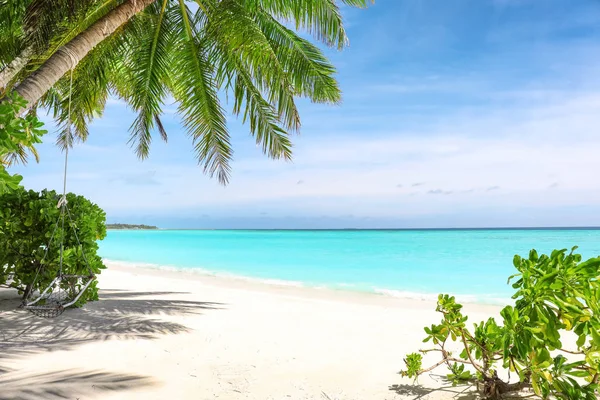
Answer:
[0, 262, 501, 399]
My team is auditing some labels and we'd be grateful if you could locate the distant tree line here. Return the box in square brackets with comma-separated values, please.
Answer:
[106, 223, 158, 230]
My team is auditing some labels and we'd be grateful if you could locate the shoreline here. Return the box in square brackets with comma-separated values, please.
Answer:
[106, 227, 600, 231]
[104, 259, 508, 309]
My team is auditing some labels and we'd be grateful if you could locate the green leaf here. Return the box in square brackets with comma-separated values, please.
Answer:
[170, 0, 231, 184]
[591, 326, 600, 346]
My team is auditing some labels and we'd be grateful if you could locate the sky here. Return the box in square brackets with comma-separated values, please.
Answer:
[10, 0, 600, 229]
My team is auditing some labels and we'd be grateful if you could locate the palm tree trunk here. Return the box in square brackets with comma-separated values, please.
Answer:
[5, 0, 156, 110]
[0, 46, 34, 91]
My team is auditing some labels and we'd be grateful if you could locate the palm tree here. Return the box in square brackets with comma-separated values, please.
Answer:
[0, 0, 371, 183]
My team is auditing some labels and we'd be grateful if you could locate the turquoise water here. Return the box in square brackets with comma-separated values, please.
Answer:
[99, 229, 600, 303]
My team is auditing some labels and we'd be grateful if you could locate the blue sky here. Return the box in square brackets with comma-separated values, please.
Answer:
[11, 0, 600, 228]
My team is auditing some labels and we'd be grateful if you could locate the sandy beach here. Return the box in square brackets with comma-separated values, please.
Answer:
[0, 262, 501, 400]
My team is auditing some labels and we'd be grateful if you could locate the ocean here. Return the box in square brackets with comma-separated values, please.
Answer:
[99, 229, 600, 304]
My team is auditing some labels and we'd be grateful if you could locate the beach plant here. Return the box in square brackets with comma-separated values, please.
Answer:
[1, 0, 372, 184]
[400, 248, 600, 400]
[0, 92, 46, 194]
[0, 187, 106, 304]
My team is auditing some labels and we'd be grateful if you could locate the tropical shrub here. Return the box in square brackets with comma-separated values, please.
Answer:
[0, 187, 106, 305]
[401, 248, 600, 399]
[0, 92, 46, 194]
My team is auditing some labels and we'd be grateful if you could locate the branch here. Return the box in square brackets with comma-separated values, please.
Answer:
[1, 281, 25, 292]
[496, 379, 532, 395]
[462, 328, 488, 354]
[417, 359, 448, 374]
[502, 393, 538, 399]
[459, 328, 486, 376]
[419, 348, 471, 363]
[572, 365, 593, 371]
[417, 348, 481, 376]
[416, 356, 480, 376]
[558, 348, 584, 355]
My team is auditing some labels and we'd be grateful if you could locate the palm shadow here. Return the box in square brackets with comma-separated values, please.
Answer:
[0, 288, 224, 348]
[389, 375, 479, 400]
[0, 287, 225, 399]
[389, 378, 534, 399]
[0, 369, 154, 400]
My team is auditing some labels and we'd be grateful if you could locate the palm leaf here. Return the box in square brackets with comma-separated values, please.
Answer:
[242, 0, 372, 50]
[32, 0, 125, 68]
[24, 0, 99, 51]
[0, 0, 28, 67]
[4, 0, 370, 184]
[234, 74, 293, 161]
[253, 9, 341, 105]
[202, 0, 301, 131]
[228, 52, 293, 160]
[171, 0, 231, 184]
[122, 0, 173, 158]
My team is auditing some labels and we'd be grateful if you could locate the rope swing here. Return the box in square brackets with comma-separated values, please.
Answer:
[21, 56, 96, 318]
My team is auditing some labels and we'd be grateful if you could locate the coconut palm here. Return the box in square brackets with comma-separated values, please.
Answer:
[0, 0, 370, 183]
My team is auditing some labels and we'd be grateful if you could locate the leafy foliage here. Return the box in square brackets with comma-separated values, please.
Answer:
[401, 248, 600, 399]
[1, 0, 372, 184]
[0, 187, 107, 305]
[0, 92, 46, 194]
[0, 0, 28, 70]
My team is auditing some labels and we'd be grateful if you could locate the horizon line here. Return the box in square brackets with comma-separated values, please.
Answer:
[107, 226, 600, 231]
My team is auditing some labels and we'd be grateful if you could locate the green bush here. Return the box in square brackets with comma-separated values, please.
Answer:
[0, 92, 46, 194]
[0, 187, 106, 305]
[401, 248, 600, 399]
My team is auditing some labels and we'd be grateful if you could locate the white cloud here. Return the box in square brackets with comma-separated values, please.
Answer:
[34, 88, 598, 218]
[12, 3, 600, 225]
[105, 98, 126, 106]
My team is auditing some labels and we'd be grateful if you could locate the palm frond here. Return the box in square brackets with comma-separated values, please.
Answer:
[253, 9, 340, 104]
[0, 0, 32, 70]
[32, 0, 124, 68]
[4, 0, 368, 184]
[202, 0, 301, 131]
[339, 0, 373, 7]
[241, 0, 369, 50]
[2, 142, 35, 166]
[234, 73, 293, 161]
[122, 0, 174, 158]
[24, 0, 100, 51]
[200, 3, 293, 159]
[171, 0, 231, 184]
[154, 115, 168, 141]
[223, 49, 293, 160]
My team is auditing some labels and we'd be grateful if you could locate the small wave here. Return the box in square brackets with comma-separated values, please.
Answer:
[103, 258, 305, 288]
[103, 258, 207, 273]
[224, 275, 305, 288]
[372, 288, 441, 302]
[372, 288, 511, 305]
[103, 258, 511, 305]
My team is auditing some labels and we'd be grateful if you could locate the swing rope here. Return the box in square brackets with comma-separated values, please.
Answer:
[22, 54, 96, 318]
[57, 58, 74, 281]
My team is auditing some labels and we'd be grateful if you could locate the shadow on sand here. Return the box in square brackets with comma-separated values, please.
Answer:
[0, 287, 225, 399]
[0, 369, 154, 400]
[389, 376, 534, 399]
[389, 383, 478, 400]
[389, 374, 479, 400]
